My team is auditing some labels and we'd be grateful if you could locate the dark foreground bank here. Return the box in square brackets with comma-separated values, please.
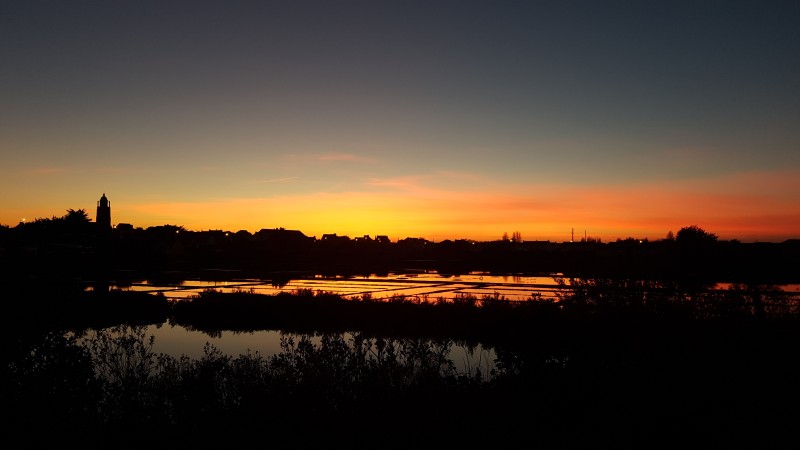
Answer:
[3, 282, 800, 448]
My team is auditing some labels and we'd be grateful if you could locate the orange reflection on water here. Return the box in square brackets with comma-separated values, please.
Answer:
[110, 272, 565, 302]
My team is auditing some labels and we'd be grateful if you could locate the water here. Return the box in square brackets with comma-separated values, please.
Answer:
[96, 270, 800, 302]
[81, 322, 498, 374]
[81, 271, 799, 365]
[78, 271, 544, 369]
[99, 271, 566, 301]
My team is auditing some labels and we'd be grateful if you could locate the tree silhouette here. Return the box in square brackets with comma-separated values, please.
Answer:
[676, 225, 717, 245]
[64, 208, 90, 224]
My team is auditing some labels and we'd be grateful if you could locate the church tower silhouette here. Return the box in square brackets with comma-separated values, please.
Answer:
[96, 193, 111, 231]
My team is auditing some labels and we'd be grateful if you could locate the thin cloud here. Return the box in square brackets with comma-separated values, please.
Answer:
[367, 176, 421, 190]
[366, 171, 495, 195]
[253, 177, 299, 184]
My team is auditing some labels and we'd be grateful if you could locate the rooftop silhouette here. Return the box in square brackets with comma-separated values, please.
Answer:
[2, 195, 799, 287]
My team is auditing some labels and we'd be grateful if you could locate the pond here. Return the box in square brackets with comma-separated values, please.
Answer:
[93, 270, 800, 301]
[80, 270, 800, 365]
[99, 271, 574, 301]
[74, 323, 499, 375]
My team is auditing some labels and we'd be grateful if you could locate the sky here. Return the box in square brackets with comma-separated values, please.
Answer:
[1, 0, 798, 243]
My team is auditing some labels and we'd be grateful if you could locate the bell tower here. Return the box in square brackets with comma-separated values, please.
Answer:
[96, 193, 111, 231]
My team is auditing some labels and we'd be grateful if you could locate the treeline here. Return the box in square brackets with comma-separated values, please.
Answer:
[2, 216, 798, 285]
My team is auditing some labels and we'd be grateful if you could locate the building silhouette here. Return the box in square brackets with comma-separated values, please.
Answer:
[96, 193, 111, 232]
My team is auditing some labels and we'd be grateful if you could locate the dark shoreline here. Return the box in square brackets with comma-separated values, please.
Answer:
[5, 286, 800, 448]
[3, 221, 800, 287]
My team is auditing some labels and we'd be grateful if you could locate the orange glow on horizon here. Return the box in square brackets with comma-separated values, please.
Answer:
[3, 170, 798, 243]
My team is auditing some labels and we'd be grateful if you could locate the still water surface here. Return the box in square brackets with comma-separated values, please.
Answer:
[114, 271, 565, 301]
[89, 271, 799, 367]
[85, 272, 546, 368]
[108, 270, 800, 301]
[97, 323, 498, 374]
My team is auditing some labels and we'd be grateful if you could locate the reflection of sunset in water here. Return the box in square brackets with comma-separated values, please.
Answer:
[108, 272, 566, 302]
[79, 325, 498, 375]
[95, 272, 800, 303]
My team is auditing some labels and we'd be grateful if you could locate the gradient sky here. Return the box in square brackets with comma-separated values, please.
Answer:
[2, 0, 798, 242]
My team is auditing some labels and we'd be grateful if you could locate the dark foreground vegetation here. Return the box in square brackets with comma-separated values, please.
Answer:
[3, 278, 800, 448]
[3, 217, 800, 447]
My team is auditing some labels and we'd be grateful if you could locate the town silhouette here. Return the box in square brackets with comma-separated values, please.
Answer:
[3, 194, 800, 448]
[4, 194, 798, 285]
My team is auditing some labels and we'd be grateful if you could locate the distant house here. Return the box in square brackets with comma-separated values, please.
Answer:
[114, 223, 134, 237]
[321, 233, 351, 243]
[255, 228, 314, 249]
[353, 235, 391, 245]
